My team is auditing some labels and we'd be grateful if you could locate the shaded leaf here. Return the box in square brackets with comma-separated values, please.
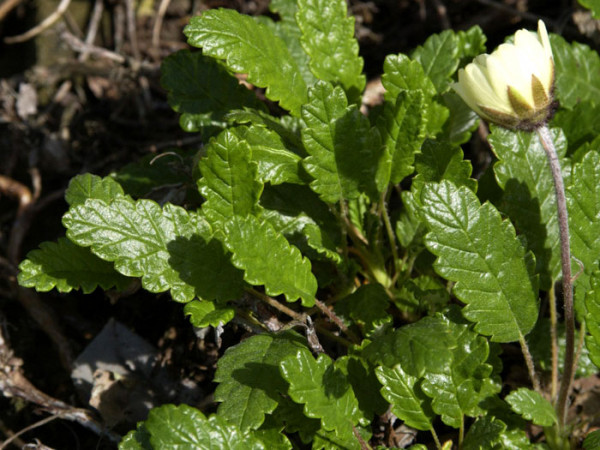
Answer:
[198, 129, 263, 226]
[112, 150, 193, 198]
[420, 181, 539, 342]
[223, 215, 317, 306]
[376, 364, 434, 431]
[280, 348, 362, 435]
[335, 284, 391, 337]
[441, 91, 479, 145]
[214, 331, 307, 430]
[552, 101, 600, 153]
[296, 0, 365, 98]
[505, 388, 557, 426]
[18, 237, 131, 294]
[63, 198, 243, 302]
[411, 140, 477, 196]
[161, 49, 263, 132]
[462, 416, 506, 450]
[184, 9, 307, 116]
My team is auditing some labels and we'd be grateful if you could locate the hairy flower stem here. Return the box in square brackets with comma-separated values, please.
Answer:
[537, 125, 575, 428]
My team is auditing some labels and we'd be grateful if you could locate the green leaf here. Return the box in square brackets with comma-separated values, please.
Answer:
[462, 416, 506, 450]
[411, 140, 477, 196]
[280, 347, 362, 435]
[456, 26, 486, 64]
[335, 284, 391, 337]
[396, 191, 426, 250]
[225, 108, 304, 152]
[296, 0, 365, 98]
[112, 150, 194, 198]
[381, 53, 449, 137]
[183, 299, 235, 328]
[505, 388, 557, 426]
[489, 127, 568, 289]
[376, 364, 434, 431]
[420, 326, 499, 428]
[301, 81, 384, 203]
[395, 275, 450, 314]
[370, 310, 500, 428]
[529, 318, 597, 377]
[120, 424, 151, 450]
[344, 356, 389, 418]
[254, 418, 292, 450]
[550, 34, 600, 109]
[126, 404, 266, 449]
[161, 49, 263, 132]
[63, 198, 244, 302]
[223, 215, 317, 306]
[579, 0, 600, 17]
[198, 129, 263, 226]
[65, 173, 124, 207]
[584, 430, 600, 449]
[441, 91, 479, 145]
[567, 151, 600, 292]
[420, 181, 539, 342]
[184, 9, 307, 116]
[377, 90, 427, 184]
[229, 126, 305, 185]
[214, 331, 307, 431]
[266, 0, 315, 86]
[259, 183, 339, 241]
[552, 101, 600, 153]
[18, 237, 131, 294]
[412, 30, 459, 93]
[585, 272, 600, 368]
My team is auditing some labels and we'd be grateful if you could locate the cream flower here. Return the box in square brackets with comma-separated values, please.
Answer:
[452, 20, 555, 130]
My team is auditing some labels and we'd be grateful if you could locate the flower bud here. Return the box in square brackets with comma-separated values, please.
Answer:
[452, 20, 555, 131]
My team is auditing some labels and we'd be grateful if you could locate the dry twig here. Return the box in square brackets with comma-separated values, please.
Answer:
[0, 318, 120, 446]
[4, 0, 72, 44]
[79, 0, 104, 62]
[0, 0, 25, 22]
[152, 0, 172, 49]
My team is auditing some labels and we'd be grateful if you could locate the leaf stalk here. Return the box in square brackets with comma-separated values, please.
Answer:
[537, 125, 575, 429]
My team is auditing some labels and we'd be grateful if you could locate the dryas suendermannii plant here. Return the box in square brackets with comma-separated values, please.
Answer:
[16, 0, 600, 448]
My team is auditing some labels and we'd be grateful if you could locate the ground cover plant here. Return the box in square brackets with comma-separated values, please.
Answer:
[6, 0, 600, 448]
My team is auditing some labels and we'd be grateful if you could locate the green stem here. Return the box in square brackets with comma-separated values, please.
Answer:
[458, 415, 464, 450]
[430, 426, 442, 450]
[380, 190, 399, 273]
[537, 125, 575, 428]
[519, 333, 541, 393]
